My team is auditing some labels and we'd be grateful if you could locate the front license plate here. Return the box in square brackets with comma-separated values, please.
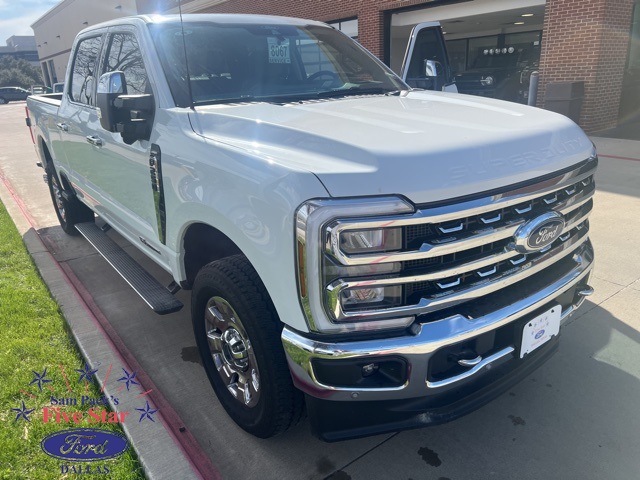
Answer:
[520, 306, 561, 358]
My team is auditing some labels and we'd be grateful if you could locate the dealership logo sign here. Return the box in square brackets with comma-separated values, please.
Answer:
[9, 362, 159, 475]
[41, 428, 129, 462]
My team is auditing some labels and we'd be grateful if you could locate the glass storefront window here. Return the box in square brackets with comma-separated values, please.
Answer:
[446, 39, 466, 74]
[467, 35, 498, 69]
[628, 3, 640, 70]
[504, 31, 542, 46]
[327, 18, 358, 40]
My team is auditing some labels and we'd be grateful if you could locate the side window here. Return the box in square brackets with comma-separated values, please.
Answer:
[70, 36, 102, 105]
[103, 33, 149, 95]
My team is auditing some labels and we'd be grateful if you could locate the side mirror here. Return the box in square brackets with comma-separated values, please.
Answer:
[97, 71, 154, 144]
[97, 71, 127, 133]
[424, 60, 439, 78]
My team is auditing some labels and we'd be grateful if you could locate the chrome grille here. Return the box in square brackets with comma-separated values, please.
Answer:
[325, 156, 597, 323]
[406, 175, 593, 248]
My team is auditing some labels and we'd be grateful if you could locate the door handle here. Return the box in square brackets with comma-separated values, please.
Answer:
[56, 123, 68, 132]
[86, 135, 103, 147]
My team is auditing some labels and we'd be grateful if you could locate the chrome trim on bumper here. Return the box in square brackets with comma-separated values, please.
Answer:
[282, 243, 593, 402]
[426, 347, 515, 389]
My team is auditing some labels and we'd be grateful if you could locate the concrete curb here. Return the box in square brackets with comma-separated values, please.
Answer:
[0, 173, 219, 480]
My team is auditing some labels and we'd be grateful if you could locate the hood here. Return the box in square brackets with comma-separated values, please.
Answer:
[188, 91, 593, 205]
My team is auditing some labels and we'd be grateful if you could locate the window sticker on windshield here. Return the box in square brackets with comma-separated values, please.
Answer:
[268, 37, 290, 64]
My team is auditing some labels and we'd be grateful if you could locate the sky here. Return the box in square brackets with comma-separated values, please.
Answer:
[0, 0, 59, 45]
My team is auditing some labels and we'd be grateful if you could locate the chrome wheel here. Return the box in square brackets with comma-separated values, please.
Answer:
[46, 166, 93, 236]
[51, 176, 66, 222]
[192, 256, 304, 437]
[204, 296, 260, 408]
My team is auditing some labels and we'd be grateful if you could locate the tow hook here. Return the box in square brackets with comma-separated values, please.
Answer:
[449, 349, 482, 368]
[577, 285, 594, 297]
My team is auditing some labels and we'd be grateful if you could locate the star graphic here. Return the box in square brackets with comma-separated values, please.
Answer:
[135, 400, 158, 423]
[30, 368, 52, 392]
[117, 368, 139, 391]
[12, 400, 35, 422]
[75, 363, 98, 383]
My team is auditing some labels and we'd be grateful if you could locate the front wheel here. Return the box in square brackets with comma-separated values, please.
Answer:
[47, 167, 94, 235]
[191, 255, 304, 438]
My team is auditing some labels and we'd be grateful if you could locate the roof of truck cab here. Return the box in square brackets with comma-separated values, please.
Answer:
[78, 14, 329, 34]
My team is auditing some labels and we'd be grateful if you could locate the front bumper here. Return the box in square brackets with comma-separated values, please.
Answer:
[282, 241, 594, 440]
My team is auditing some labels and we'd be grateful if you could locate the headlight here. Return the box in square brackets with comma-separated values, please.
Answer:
[295, 197, 415, 334]
[480, 76, 494, 86]
[340, 228, 402, 255]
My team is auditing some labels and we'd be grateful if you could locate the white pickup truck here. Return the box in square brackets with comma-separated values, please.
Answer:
[26, 14, 596, 441]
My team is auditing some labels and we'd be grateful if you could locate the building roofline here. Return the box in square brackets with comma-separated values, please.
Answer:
[31, 0, 77, 29]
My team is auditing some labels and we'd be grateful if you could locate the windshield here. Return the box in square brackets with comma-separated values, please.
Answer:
[149, 21, 406, 106]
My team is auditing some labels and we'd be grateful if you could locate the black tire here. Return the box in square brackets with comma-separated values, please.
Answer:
[191, 255, 304, 438]
[47, 166, 94, 235]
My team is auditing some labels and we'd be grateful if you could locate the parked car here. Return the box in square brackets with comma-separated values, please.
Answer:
[0, 86, 30, 104]
[26, 14, 596, 441]
[454, 45, 540, 103]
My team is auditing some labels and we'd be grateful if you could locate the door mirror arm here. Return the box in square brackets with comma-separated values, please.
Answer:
[424, 59, 439, 78]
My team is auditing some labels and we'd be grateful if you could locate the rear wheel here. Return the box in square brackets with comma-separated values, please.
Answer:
[191, 255, 304, 438]
[47, 167, 94, 235]
[0, 98, 6, 104]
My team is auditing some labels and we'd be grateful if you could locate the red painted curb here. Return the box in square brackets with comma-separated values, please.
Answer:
[0, 173, 222, 480]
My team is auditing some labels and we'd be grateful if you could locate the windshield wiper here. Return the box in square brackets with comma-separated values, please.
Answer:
[192, 88, 403, 106]
[315, 87, 402, 99]
[193, 95, 258, 106]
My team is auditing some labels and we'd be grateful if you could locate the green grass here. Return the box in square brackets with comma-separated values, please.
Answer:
[0, 199, 145, 480]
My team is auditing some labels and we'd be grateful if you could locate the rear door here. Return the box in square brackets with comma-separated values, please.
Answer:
[58, 32, 107, 200]
[400, 22, 457, 92]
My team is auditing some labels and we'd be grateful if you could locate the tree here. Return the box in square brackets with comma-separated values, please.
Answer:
[0, 57, 43, 88]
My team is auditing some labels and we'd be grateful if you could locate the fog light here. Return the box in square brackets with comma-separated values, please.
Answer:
[361, 363, 379, 377]
[340, 228, 402, 255]
[312, 357, 408, 388]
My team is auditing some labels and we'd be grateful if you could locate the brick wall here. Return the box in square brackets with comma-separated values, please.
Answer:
[538, 0, 634, 132]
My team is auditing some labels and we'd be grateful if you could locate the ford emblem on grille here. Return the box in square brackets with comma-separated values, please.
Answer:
[513, 212, 565, 253]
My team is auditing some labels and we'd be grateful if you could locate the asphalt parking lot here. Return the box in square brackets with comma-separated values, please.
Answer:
[2, 100, 640, 480]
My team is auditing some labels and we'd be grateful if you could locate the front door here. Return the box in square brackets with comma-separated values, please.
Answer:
[86, 28, 160, 251]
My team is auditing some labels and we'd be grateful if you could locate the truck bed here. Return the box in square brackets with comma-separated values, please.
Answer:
[29, 93, 63, 106]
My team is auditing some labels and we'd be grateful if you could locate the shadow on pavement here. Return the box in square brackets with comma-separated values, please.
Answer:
[328, 301, 640, 480]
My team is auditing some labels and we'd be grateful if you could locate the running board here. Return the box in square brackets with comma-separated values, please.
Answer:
[75, 222, 183, 315]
